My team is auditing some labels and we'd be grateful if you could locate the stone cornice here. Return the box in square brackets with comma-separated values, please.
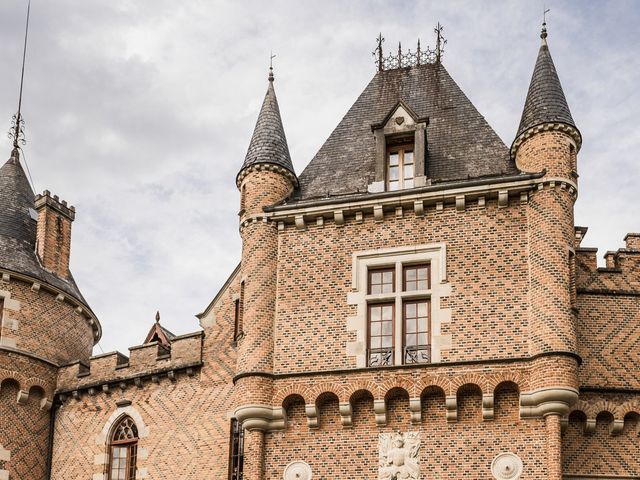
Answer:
[236, 162, 298, 189]
[0, 267, 101, 343]
[510, 121, 582, 160]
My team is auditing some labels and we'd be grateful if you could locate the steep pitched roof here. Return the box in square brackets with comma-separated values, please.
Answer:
[144, 314, 176, 349]
[295, 62, 516, 201]
[238, 74, 296, 182]
[0, 149, 85, 301]
[516, 29, 576, 139]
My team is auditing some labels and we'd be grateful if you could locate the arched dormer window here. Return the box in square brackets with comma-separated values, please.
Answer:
[108, 416, 138, 480]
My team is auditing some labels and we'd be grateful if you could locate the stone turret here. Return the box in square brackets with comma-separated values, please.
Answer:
[0, 148, 100, 480]
[234, 68, 297, 480]
[512, 24, 581, 480]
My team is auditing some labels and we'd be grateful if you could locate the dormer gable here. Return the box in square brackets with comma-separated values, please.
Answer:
[369, 101, 429, 193]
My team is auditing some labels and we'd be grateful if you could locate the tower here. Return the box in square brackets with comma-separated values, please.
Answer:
[511, 23, 582, 480]
[233, 67, 297, 480]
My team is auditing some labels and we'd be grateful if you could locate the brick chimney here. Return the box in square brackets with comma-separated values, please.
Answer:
[34, 190, 75, 279]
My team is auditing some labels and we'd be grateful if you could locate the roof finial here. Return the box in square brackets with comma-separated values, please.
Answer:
[541, 6, 550, 43]
[8, 0, 31, 154]
[374, 33, 385, 71]
[155, 310, 160, 323]
[269, 51, 276, 82]
[434, 22, 447, 63]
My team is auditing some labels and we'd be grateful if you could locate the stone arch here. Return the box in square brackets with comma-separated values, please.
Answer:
[487, 371, 526, 393]
[274, 385, 310, 406]
[310, 383, 344, 407]
[0, 372, 25, 392]
[281, 393, 306, 410]
[451, 375, 486, 396]
[494, 381, 520, 422]
[456, 383, 483, 423]
[96, 405, 149, 446]
[415, 375, 449, 397]
[591, 400, 621, 419]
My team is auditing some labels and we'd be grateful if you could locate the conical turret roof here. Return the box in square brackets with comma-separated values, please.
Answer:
[238, 72, 296, 184]
[0, 148, 85, 300]
[515, 27, 577, 140]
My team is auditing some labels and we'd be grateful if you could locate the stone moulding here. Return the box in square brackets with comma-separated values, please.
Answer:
[519, 386, 579, 418]
[234, 404, 286, 432]
[510, 121, 582, 160]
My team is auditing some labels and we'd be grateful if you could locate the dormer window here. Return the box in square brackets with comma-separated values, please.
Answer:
[387, 144, 415, 191]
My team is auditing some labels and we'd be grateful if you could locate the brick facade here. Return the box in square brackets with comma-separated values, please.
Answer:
[1, 25, 638, 480]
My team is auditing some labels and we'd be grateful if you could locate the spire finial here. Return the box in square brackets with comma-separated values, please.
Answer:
[269, 51, 276, 82]
[374, 33, 385, 71]
[434, 22, 447, 63]
[8, 0, 31, 153]
[541, 6, 550, 43]
[155, 310, 160, 323]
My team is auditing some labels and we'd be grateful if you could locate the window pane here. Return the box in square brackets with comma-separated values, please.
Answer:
[404, 179, 414, 188]
[389, 166, 399, 180]
[371, 322, 381, 336]
[416, 278, 427, 289]
[405, 303, 416, 317]
[406, 320, 416, 333]
[371, 307, 381, 321]
[382, 336, 392, 348]
[406, 269, 416, 281]
[404, 151, 414, 164]
[371, 337, 381, 349]
[382, 282, 393, 294]
[417, 302, 427, 317]
[406, 335, 416, 347]
[418, 316, 428, 332]
[382, 321, 392, 336]
[382, 305, 393, 319]
[382, 271, 393, 284]
[389, 153, 399, 166]
[417, 267, 428, 280]
[418, 333, 428, 345]
[388, 180, 399, 191]
[371, 272, 381, 284]
[404, 164, 414, 179]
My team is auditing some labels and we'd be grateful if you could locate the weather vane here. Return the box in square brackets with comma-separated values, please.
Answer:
[434, 22, 447, 63]
[542, 6, 550, 39]
[8, 0, 31, 150]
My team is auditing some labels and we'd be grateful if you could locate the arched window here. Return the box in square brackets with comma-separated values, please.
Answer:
[108, 416, 138, 480]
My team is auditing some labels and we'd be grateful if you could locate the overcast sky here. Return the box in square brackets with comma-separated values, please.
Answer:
[0, 0, 638, 354]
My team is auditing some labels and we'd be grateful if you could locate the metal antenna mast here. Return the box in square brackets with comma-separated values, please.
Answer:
[9, 0, 31, 149]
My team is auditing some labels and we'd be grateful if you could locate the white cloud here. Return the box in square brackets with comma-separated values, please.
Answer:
[0, 0, 637, 353]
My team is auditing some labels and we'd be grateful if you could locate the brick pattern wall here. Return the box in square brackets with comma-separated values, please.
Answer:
[0, 279, 94, 365]
[35, 193, 74, 280]
[0, 351, 57, 480]
[275, 198, 531, 374]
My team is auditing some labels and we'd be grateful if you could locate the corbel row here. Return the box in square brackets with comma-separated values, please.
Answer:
[559, 416, 637, 437]
[15, 389, 53, 410]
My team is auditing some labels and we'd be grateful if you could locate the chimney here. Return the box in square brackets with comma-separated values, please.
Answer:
[34, 190, 76, 279]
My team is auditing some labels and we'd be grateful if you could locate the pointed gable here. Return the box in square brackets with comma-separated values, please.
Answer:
[238, 76, 296, 183]
[515, 31, 577, 140]
[296, 62, 515, 201]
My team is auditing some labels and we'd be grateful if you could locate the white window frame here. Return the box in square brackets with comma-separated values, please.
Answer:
[346, 244, 452, 368]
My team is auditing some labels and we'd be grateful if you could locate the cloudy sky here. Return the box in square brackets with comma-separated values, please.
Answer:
[0, 0, 638, 354]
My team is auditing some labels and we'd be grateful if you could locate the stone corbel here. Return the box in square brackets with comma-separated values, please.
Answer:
[409, 397, 421, 424]
[40, 398, 53, 411]
[498, 190, 509, 207]
[482, 393, 494, 421]
[305, 404, 318, 429]
[374, 399, 387, 426]
[584, 418, 596, 435]
[234, 405, 285, 432]
[334, 210, 344, 227]
[413, 200, 424, 217]
[519, 387, 579, 419]
[16, 390, 29, 405]
[374, 205, 384, 222]
[560, 416, 568, 433]
[339, 402, 352, 427]
[610, 419, 624, 436]
[445, 395, 457, 422]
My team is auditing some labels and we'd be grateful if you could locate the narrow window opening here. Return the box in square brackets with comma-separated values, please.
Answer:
[569, 251, 576, 307]
[367, 303, 394, 366]
[240, 184, 246, 215]
[228, 419, 244, 480]
[386, 140, 415, 191]
[233, 299, 241, 342]
[108, 416, 138, 480]
[0, 297, 4, 341]
[569, 144, 577, 176]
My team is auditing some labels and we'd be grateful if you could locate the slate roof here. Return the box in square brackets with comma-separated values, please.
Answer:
[516, 32, 576, 139]
[239, 74, 296, 181]
[0, 149, 86, 301]
[295, 61, 517, 201]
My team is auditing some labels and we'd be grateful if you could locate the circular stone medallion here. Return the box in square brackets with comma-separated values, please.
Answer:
[283, 460, 312, 480]
[491, 452, 523, 480]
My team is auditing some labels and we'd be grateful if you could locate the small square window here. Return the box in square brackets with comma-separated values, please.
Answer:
[368, 268, 394, 295]
[403, 265, 430, 291]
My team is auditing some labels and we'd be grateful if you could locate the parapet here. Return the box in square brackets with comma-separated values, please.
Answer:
[57, 331, 203, 394]
[576, 230, 640, 294]
[34, 190, 76, 221]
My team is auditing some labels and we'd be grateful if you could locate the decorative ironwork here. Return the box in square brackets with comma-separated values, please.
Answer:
[112, 417, 138, 442]
[373, 23, 446, 71]
[404, 345, 430, 364]
[368, 347, 394, 367]
[8, 113, 25, 147]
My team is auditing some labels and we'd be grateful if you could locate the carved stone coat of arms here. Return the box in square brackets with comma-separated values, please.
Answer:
[378, 432, 420, 480]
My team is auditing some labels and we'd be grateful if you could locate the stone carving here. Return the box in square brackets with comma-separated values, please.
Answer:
[491, 453, 523, 480]
[283, 460, 312, 480]
[379, 432, 420, 480]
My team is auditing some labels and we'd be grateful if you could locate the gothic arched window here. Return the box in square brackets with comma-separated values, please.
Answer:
[108, 416, 138, 480]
